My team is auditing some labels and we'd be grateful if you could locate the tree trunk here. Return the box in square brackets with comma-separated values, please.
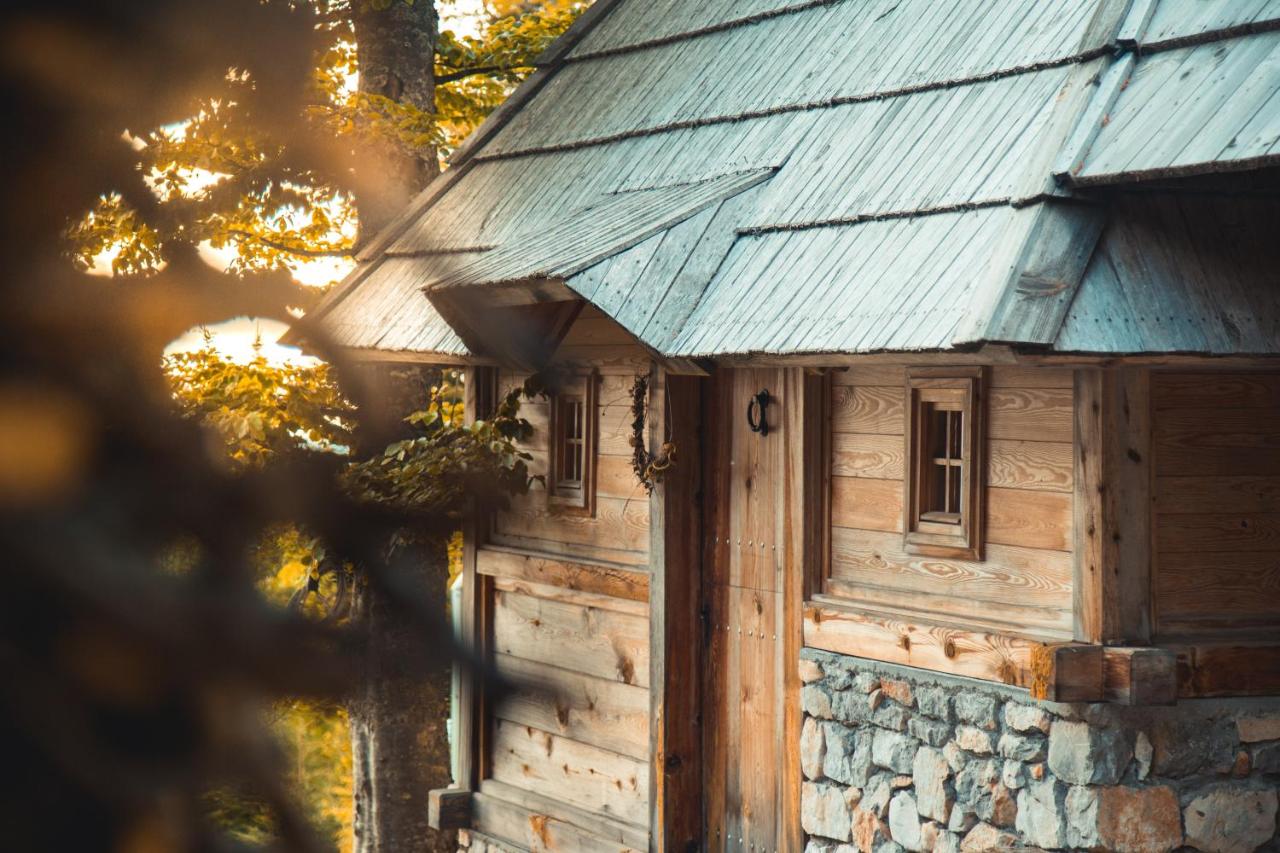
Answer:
[349, 363, 455, 853]
[352, 0, 441, 240]
[350, 542, 456, 853]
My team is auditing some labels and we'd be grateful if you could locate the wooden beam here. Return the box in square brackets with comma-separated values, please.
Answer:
[428, 788, 472, 831]
[1103, 647, 1177, 705]
[647, 370, 703, 853]
[804, 599, 1103, 700]
[1030, 644, 1106, 702]
[1174, 643, 1280, 698]
[1073, 367, 1153, 644]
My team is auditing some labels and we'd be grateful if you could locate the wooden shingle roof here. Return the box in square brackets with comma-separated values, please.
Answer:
[302, 0, 1280, 361]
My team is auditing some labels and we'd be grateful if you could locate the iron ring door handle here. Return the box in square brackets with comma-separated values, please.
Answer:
[747, 389, 771, 436]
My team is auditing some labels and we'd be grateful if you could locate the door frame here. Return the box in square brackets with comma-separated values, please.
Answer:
[694, 367, 828, 853]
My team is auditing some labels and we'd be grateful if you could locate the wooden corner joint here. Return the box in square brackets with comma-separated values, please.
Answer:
[1030, 644, 1177, 705]
[428, 788, 472, 831]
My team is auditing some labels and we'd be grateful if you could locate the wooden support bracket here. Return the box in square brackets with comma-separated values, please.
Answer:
[1103, 647, 1177, 705]
[1030, 644, 1105, 702]
[428, 788, 472, 831]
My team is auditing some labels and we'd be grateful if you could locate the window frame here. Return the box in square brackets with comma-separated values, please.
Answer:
[903, 367, 985, 561]
[547, 371, 598, 515]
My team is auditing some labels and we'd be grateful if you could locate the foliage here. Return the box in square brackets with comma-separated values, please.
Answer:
[165, 342, 354, 466]
[66, 0, 588, 278]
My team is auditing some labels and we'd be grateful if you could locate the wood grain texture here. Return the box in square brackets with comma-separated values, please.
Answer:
[988, 439, 1073, 492]
[830, 476, 903, 533]
[1174, 643, 1280, 699]
[803, 600, 1058, 689]
[477, 779, 650, 852]
[1073, 368, 1153, 645]
[1156, 513, 1280, 553]
[492, 589, 650, 687]
[477, 547, 649, 603]
[1152, 370, 1280, 641]
[988, 388, 1074, 443]
[489, 720, 649, 828]
[647, 372, 704, 853]
[471, 792, 643, 853]
[831, 385, 903, 435]
[494, 654, 650, 760]
[494, 494, 650, 555]
[831, 432, 903, 480]
[492, 576, 647, 618]
[829, 528, 1072, 621]
[987, 486, 1072, 551]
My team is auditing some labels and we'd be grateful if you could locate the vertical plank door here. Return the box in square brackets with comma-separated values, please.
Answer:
[704, 368, 801, 853]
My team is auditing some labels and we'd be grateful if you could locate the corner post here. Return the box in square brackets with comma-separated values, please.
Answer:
[1073, 366, 1152, 645]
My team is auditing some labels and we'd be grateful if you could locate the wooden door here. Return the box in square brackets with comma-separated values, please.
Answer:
[704, 368, 801, 853]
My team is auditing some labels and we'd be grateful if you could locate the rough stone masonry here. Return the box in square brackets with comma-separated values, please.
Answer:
[800, 649, 1280, 853]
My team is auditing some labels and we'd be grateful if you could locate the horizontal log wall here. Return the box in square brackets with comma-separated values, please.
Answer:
[1152, 370, 1280, 638]
[826, 365, 1074, 639]
[474, 307, 656, 851]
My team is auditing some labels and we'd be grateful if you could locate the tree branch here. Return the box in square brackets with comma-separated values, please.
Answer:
[435, 64, 531, 84]
[226, 230, 355, 259]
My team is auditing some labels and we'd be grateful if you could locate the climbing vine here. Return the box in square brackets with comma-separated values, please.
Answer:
[629, 375, 676, 494]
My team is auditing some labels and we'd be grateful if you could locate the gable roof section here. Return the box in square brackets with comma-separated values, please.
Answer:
[303, 0, 1280, 361]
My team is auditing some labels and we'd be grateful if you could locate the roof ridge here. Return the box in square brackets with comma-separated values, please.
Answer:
[561, 0, 847, 64]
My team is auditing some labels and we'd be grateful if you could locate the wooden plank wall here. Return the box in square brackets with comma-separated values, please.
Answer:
[1152, 370, 1280, 639]
[826, 365, 1075, 639]
[475, 306, 655, 851]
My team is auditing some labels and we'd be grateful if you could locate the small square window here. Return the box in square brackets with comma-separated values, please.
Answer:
[549, 372, 597, 514]
[904, 368, 985, 560]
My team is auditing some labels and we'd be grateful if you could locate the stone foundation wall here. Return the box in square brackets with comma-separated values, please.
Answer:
[800, 649, 1280, 853]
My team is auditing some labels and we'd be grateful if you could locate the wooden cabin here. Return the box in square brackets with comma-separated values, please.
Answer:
[297, 1, 1280, 850]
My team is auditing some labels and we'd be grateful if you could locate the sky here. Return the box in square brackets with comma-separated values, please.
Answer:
[91, 0, 491, 367]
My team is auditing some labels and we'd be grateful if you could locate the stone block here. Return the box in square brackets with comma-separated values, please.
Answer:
[806, 841, 836, 853]
[1133, 730, 1152, 781]
[997, 731, 1047, 762]
[862, 773, 893, 819]
[872, 703, 910, 732]
[1001, 760, 1026, 790]
[981, 783, 1016, 829]
[1236, 713, 1280, 744]
[804, 684, 834, 720]
[908, 717, 951, 748]
[880, 678, 915, 708]
[872, 730, 919, 774]
[803, 781, 853, 842]
[1252, 740, 1280, 774]
[1149, 716, 1235, 777]
[942, 741, 966, 772]
[954, 759, 997, 805]
[853, 672, 881, 694]
[887, 791, 922, 852]
[850, 804, 890, 853]
[825, 722, 874, 787]
[913, 746, 953, 824]
[1003, 702, 1052, 734]
[954, 725, 996, 756]
[933, 830, 961, 853]
[960, 823, 1018, 852]
[800, 658, 825, 684]
[947, 804, 977, 834]
[1094, 785, 1182, 853]
[1065, 786, 1099, 848]
[1183, 784, 1279, 853]
[1015, 778, 1066, 849]
[802, 716, 827, 780]
[916, 685, 952, 721]
[918, 821, 939, 852]
[835, 690, 874, 724]
[1047, 720, 1131, 785]
[953, 693, 999, 730]
[875, 843, 905, 853]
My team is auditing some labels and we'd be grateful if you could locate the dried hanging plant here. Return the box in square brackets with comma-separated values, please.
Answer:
[629, 375, 676, 494]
